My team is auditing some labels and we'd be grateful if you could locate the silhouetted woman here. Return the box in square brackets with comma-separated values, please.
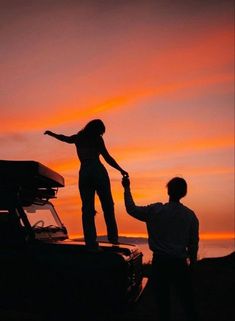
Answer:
[44, 119, 128, 250]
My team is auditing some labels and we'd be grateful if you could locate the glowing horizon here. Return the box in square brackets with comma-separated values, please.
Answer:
[69, 232, 235, 241]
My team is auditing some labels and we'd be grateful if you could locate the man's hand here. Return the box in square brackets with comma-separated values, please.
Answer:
[122, 176, 130, 188]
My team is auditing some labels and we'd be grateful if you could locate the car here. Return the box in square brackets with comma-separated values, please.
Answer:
[0, 160, 144, 319]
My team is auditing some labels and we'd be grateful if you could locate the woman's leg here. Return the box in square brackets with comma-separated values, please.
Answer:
[96, 167, 118, 243]
[79, 171, 98, 249]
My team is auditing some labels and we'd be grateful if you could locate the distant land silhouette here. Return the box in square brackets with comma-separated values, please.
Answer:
[73, 235, 148, 244]
[73, 235, 234, 261]
[98, 235, 149, 244]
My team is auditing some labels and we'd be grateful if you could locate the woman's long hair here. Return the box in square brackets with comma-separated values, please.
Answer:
[78, 119, 105, 138]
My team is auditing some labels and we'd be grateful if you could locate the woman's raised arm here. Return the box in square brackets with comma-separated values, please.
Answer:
[44, 130, 77, 144]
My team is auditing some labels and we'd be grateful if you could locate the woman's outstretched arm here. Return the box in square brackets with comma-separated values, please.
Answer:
[100, 138, 128, 177]
[44, 130, 76, 144]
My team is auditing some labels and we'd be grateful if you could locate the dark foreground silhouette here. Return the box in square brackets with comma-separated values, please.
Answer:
[0, 160, 141, 321]
[0, 252, 234, 321]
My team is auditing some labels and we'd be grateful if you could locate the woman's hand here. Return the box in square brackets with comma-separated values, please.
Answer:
[121, 170, 129, 177]
[44, 130, 53, 136]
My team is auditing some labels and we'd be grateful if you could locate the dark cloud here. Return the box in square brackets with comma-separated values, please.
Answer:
[0, 0, 233, 19]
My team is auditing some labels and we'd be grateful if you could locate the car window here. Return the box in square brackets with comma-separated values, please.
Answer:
[23, 203, 62, 228]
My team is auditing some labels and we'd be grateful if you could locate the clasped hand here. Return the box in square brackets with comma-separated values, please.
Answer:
[122, 176, 130, 188]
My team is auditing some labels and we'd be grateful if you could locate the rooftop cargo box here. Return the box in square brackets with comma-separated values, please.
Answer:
[0, 160, 64, 188]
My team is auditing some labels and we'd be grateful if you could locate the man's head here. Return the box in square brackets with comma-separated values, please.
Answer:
[167, 177, 187, 201]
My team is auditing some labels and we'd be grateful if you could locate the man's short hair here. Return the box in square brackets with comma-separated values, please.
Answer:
[167, 177, 187, 199]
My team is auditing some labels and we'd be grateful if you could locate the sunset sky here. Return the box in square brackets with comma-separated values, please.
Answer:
[1, 0, 234, 240]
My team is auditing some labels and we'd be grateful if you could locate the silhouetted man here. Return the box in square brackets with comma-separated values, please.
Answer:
[122, 176, 199, 321]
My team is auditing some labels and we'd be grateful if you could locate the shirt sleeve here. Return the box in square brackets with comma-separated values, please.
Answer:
[188, 213, 199, 263]
[124, 187, 157, 222]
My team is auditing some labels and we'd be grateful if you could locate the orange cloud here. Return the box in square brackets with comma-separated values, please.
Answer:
[42, 134, 233, 173]
[2, 72, 232, 134]
[1, 22, 233, 133]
